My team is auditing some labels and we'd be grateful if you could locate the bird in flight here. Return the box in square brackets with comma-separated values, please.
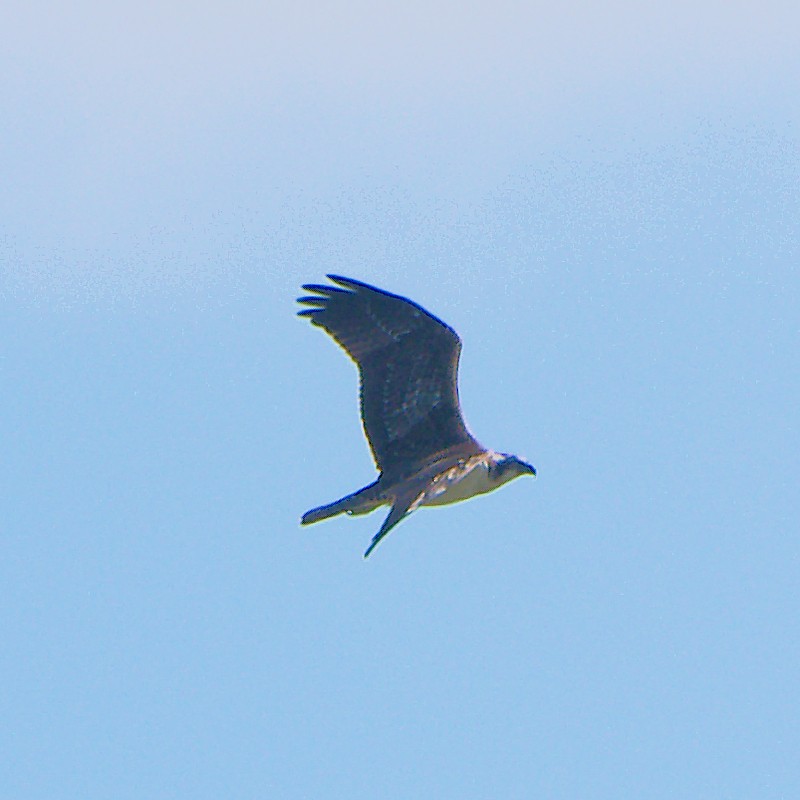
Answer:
[297, 275, 536, 558]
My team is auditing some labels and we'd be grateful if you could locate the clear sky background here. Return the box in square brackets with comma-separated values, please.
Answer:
[2, 3, 799, 798]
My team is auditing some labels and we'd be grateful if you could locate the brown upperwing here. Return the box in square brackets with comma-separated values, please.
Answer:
[297, 275, 481, 478]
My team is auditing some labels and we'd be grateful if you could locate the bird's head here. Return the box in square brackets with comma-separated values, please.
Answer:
[491, 453, 537, 483]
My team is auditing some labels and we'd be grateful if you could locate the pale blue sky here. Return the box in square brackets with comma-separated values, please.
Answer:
[2, 3, 799, 798]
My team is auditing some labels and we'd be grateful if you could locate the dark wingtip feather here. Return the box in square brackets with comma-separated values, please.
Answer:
[301, 283, 349, 295]
[326, 275, 373, 291]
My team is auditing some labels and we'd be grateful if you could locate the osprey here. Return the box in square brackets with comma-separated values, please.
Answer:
[298, 275, 536, 558]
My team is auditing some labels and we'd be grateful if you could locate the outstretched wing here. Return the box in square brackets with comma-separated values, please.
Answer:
[298, 275, 478, 476]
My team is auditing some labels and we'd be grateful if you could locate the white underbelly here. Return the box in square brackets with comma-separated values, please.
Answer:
[423, 463, 496, 507]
